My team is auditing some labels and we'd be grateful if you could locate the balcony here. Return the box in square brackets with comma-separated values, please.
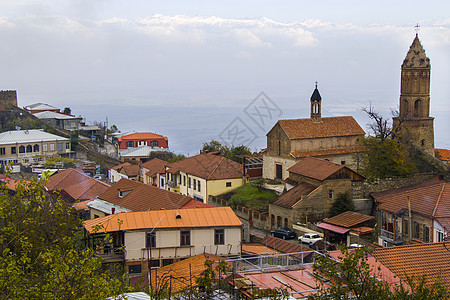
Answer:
[380, 229, 402, 244]
[94, 246, 124, 263]
[167, 181, 179, 188]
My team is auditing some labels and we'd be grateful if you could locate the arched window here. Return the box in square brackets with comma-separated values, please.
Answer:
[26, 145, 32, 153]
[19, 145, 25, 153]
[402, 99, 409, 117]
[33, 144, 40, 152]
[414, 99, 422, 117]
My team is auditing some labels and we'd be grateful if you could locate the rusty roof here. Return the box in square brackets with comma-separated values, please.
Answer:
[323, 211, 375, 228]
[275, 116, 365, 140]
[167, 153, 243, 180]
[96, 178, 195, 212]
[118, 132, 168, 141]
[272, 182, 318, 209]
[84, 206, 242, 233]
[290, 146, 365, 158]
[121, 164, 140, 177]
[141, 158, 171, 176]
[373, 242, 450, 289]
[259, 236, 311, 253]
[372, 178, 450, 230]
[110, 162, 132, 172]
[242, 243, 279, 255]
[149, 253, 226, 294]
[287, 156, 344, 181]
[45, 168, 110, 202]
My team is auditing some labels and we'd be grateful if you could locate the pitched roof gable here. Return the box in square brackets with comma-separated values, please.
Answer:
[84, 206, 242, 233]
[323, 211, 374, 228]
[118, 132, 168, 141]
[141, 158, 171, 176]
[168, 153, 243, 180]
[95, 178, 194, 212]
[276, 116, 365, 140]
[287, 157, 345, 181]
[272, 182, 318, 209]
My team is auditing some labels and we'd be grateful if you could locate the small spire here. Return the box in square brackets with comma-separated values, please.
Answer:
[415, 23, 420, 37]
[315, 81, 318, 89]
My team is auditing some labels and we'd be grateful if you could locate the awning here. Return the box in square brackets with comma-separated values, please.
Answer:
[318, 222, 350, 235]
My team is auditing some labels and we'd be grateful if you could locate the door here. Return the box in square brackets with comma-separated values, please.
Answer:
[276, 164, 282, 180]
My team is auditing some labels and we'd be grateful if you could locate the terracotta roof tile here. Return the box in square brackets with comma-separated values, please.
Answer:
[84, 206, 242, 233]
[110, 162, 132, 172]
[96, 178, 194, 212]
[277, 116, 365, 140]
[373, 242, 450, 289]
[372, 178, 450, 230]
[181, 199, 215, 209]
[141, 158, 171, 177]
[118, 132, 168, 141]
[272, 182, 318, 209]
[72, 200, 90, 211]
[259, 236, 311, 253]
[45, 168, 110, 202]
[242, 243, 279, 255]
[435, 148, 450, 161]
[121, 164, 140, 177]
[323, 211, 375, 228]
[167, 153, 243, 180]
[290, 146, 365, 158]
[287, 157, 344, 181]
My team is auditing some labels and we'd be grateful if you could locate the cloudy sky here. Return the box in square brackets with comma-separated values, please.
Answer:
[1, 1, 449, 155]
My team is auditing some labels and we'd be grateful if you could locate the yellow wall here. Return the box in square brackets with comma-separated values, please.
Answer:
[207, 177, 244, 197]
[89, 207, 107, 220]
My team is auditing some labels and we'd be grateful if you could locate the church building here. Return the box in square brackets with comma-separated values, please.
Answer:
[393, 34, 435, 156]
[263, 85, 366, 180]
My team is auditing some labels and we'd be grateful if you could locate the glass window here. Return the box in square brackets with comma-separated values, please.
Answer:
[11, 147, 16, 154]
[193, 179, 196, 190]
[43, 144, 48, 152]
[26, 145, 32, 153]
[50, 144, 55, 151]
[33, 144, 40, 152]
[150, 141, 158, 147]
[183, 175, 186, 186]
[0, 148, 5, 155]
[57, 143, 63, 151]
[215, 229, 224, 245]
[198, 180, 201, 192]
[180, 230, 190, 246]
[146, 232, 156, 248]
[188, 177, 191, 188]
[127, 141, 134, 148]
[19, 146, 25, 153]
[226, 182, 232, 187]
[328, 190, 334, 199]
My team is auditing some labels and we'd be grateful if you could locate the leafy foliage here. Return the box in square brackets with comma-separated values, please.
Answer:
[0, 179, 129, 299]
[360, 137, 416, 180]
[330, 191, 355, 217]
[202, 140, 251, 162]
[44, 157, 80, 169]
[62, 107, 71, 115]
[228, 180, 278, 211]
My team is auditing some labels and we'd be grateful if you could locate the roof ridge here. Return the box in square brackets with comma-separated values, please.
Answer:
[207, 156, 225, 180]
[432, 183, 446, 218]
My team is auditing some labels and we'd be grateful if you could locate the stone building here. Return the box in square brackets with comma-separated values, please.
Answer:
[263, 85, 365, 180]
[268, 157, 365, 230]
[393, 34, 434, 156]
[0, 90, 17, 107]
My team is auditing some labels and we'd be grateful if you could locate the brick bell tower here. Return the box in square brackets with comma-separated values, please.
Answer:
[393, 33, 435, 156]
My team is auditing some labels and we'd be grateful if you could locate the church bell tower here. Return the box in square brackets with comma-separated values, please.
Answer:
[393, 33, 435, 156]
[310, 82, 322, 122]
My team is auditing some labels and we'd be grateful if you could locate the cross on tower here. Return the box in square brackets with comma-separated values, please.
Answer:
[415, 23, 420, 36]
[315, 81, 318, 89]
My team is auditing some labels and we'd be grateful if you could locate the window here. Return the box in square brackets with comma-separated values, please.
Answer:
[66, 143, 70, 149]
[50, 144, 55, 151]
[0, 148, 5, 155]
[188, 177, 191, 188]
[183, 175, 186, 186]
[437, 231, 445, 242]
[215, 229, 225, 245]
[11, 147, 16, 154]
[275, 164, 282, 180]
[150, 141, 158, 147]
[19, 145, 25, 153]
[424, 225, 430, 243]
[162, 259, 173, 266]
[328, 190, 334, 199]
[403, 219, 409, 236]
[128, 265, 142, 274]
[146, 232, 156, 248]
[33, 144, 39, 152]
[150, 260, 160, 268]
[341, 161, 346, 165]
[57, 143, 63, 151]
[127, 141, 134, 148]
[43, 144, 48, 152]
[193, 179, 197, 190]
[226, 182, 232, 187]
[180, 230, 190, 246]
[26, 145, 32, 153]
[414, 222, 421, 239]
[198, 180, 201, 192]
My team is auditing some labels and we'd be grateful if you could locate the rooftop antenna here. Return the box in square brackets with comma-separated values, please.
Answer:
[415, 23, 420, 37]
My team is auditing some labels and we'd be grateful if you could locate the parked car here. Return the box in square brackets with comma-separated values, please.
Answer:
[309, 240, 336, 251]
[270, 228, 297, 240]
[348, 243, 364, 249]
[299, 233, 323, 244]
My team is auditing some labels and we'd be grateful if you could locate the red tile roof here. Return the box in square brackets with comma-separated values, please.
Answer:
[323, 211, 375, 228]
[84, 206, 242, 233]
[290, 146, 365, 158]
[287, 156, 344, 181]
[373, 242, 450, 289]
[96, 178, 197, 212]
[121, 164, 140, 177]
[272, 182, 318, 209]
[435, 148, 450, 161]
[118, 132, 168, 141]
[372, 178, 450, 230]
[141, 158, 171, 177]
[259, 236, 311, 253]
[181, 199, 215, 209]
[167, 153, 243, 180]
[110, 162, 132, 172]
[277, 116, 365, 140]
[45, 168, 110, 202]
[72, 200, 90, 211]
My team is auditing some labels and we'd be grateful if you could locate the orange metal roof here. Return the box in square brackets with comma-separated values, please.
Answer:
[277, 116, 365, 140]
[323, 211, 375, 228]
[118, 132, 168, 141]
[84, 206, 242, 233]
[242, 243, 279, 255]
[435, 148, 450, 161]
[373, 242, 450, 289]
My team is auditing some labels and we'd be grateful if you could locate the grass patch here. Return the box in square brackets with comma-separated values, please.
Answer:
[228, 181, 278, 212]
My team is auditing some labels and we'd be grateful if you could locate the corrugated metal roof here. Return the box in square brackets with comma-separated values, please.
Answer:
[84, 206, 242, 233]
[0, 129, 69, 145]
[323, 211, 374, 228]
[119, 146, 169, 157]
[24, 103, 59, 111]
[33, 111, 80, 120]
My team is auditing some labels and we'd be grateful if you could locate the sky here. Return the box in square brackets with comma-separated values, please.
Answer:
[1, 1, 449, 155]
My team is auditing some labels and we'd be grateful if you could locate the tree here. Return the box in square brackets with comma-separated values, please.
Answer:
[330, 191, 355, 217]
[360, 137, 416, 180]
[362, 104, 398, 141]
[201, 140, 251, 162]
[309, 247, 450, 299]
[63, 107, 71, 115]
[0, 179, 129, 299]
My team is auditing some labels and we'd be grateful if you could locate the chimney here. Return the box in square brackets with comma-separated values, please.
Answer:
[111, 207, 115, 214]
